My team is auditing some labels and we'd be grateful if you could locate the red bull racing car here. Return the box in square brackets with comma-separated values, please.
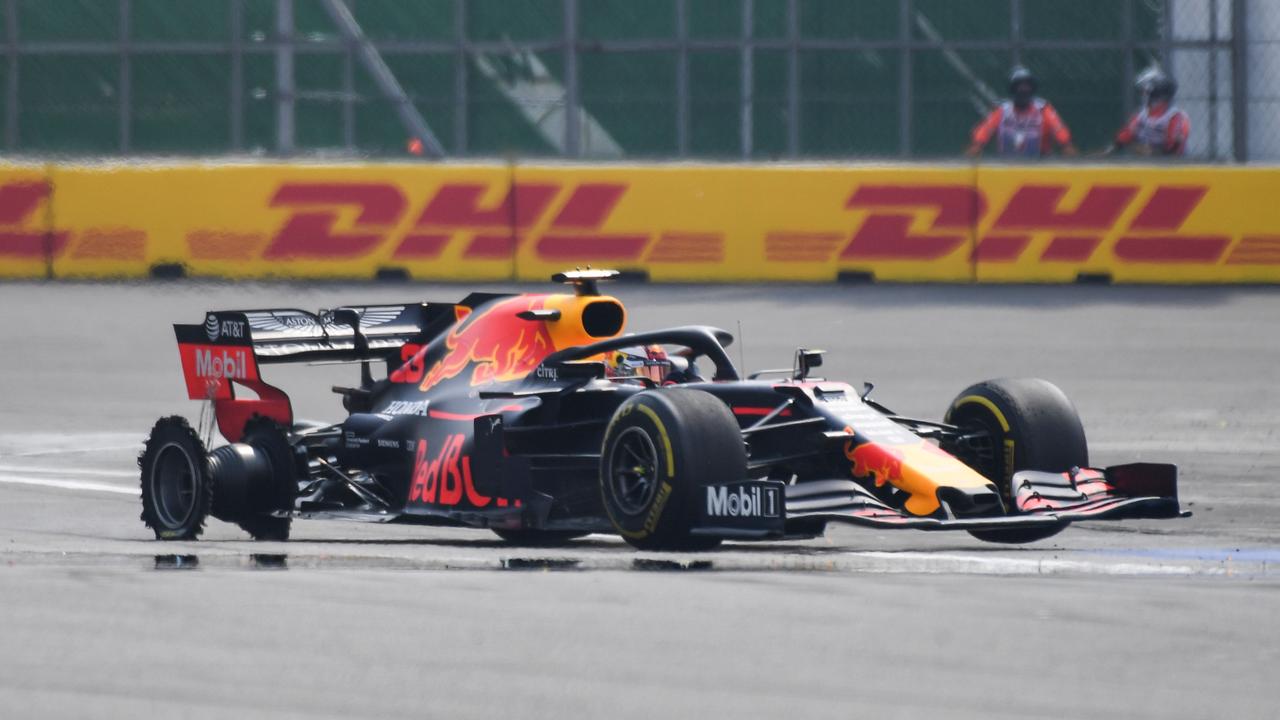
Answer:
[140, 270, 1185, 549]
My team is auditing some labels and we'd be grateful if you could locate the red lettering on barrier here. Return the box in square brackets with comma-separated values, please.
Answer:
[842, 215, 966, 260]
[463, 233, 520, 259]
[846, 185, 986, 227]
[71, 228, 146, 260]
[1128, 186, 1207, 230]
[0, 181, 50, 223]
[264, 182, 406, 259]
[994, 185, 1138, 230]
[1225, 236, 1280, 265]
[1113, 236, 1230, 262]
[537, 234, 650, 260]
[392, 233, 450, 259]
[417, 183, 558, 228]
[645, 232, 724, 263]
[841, 185, 982, 261]
[973, 235, 1030, 262]
[1040, 236, 1102, 262]
[0, 180, 70, 259]
[552, 183, 627, 228]
[765, 231, 843, 262]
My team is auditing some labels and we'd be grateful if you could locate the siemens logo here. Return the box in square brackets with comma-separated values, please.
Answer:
[706, 484, 780, 519]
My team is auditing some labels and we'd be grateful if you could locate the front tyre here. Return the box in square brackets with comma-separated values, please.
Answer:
[600, 389, 746, 551]
[139, 416, 213, 540]
[944, 378, 1088, 544]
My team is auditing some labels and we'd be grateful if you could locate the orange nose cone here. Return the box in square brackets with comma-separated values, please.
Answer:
[407, 138, 424, 156]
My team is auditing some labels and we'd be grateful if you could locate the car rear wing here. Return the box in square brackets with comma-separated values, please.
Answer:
[172, 302, 457, 401]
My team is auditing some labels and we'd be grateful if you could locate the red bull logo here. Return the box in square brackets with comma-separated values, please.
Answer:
[846, 439, 992, 516]
[411, 296, 557, 392]
[847, 441, 904, 489]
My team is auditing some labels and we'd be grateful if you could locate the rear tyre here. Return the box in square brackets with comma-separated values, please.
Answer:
[492, 529, 589, 546]
[231, 419, 297, 541]
[139, 416, 212, 541]
[600, 389, 746, 551]
[944, 378, 1088, 544]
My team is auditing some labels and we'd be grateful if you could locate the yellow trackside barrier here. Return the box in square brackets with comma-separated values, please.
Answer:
[509, 164, 976, 282]
[0, 164, 57, 280]
[0, 160, 1277, 283]
[974, 166, 1280, 283]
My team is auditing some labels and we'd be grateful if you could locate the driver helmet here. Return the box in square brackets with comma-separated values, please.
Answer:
[606, 344, 675, 384]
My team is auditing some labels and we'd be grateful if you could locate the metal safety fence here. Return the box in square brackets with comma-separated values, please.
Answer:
[0, 0, 1259, 161]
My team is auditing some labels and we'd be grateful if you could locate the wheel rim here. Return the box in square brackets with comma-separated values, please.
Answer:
[150, 442, 199, 529]
[608, 427, 661, 516]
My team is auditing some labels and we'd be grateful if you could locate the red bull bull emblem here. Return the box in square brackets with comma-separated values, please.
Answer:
[417, 296, 557, 391]
[846, 441, 905, 488]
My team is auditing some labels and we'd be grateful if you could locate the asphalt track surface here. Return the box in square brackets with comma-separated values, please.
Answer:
[1, 280, 1277, 719]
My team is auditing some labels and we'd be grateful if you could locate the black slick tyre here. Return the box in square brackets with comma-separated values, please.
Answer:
[231, 418, 297, 541]
[139, 416, 213, 541]
[600, 389, 746, 551]
[944, 378, 1088, 544]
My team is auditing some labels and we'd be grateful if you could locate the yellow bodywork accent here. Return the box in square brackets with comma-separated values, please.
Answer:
[542, 294, 626, 351]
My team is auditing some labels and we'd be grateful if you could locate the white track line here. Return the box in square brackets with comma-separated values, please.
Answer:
[2, 444, 142, 458]
[853, 551, 1199, 575]
[0, 474, 139, 496]
[0, 464, 136, 478]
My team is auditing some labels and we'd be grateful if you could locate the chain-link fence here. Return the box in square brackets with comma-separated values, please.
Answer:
[0, 0, 1260, 161]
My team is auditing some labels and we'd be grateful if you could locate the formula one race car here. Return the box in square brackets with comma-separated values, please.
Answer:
[140, 270, 1185, 549]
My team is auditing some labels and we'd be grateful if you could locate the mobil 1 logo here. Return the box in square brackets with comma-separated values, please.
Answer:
[701, 481, 784, 532]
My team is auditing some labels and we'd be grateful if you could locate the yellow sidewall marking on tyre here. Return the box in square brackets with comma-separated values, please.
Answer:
[953, 395, 1011, 432]
[642, 482, 673, 535]
[636, 404, 675, 478]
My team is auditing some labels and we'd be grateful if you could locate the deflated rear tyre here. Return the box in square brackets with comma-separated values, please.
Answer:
[600, 389, 746, 551]
[944, 378, 1088, 544]
[213, 418, 297, 541]
[139, 416, 213, 541]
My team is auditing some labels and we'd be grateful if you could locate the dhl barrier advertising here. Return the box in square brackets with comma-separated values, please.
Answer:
[0, 160, 1277, 283]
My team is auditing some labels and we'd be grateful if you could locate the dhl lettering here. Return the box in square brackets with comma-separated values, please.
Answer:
[992, 185, 1138, 230]
[254, 180, 702, 265]
[834, 182, 1223, 265]
[0, 180, 70, 259]
[264, 183, 407, 259]
[842, 185, 981, 260]
[415, 182, 558, 228]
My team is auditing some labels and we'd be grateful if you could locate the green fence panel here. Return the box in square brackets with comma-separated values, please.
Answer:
[18, 54, 119, 153]
[132, 1, 229, 42]
[353, 0, 454, 42]
[799, 48, 900, 156]
[581, 0, 675, 41]
[580, 49, 678, 156]
[131, 53, 232, 153]
[18, 0, 118, 42]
